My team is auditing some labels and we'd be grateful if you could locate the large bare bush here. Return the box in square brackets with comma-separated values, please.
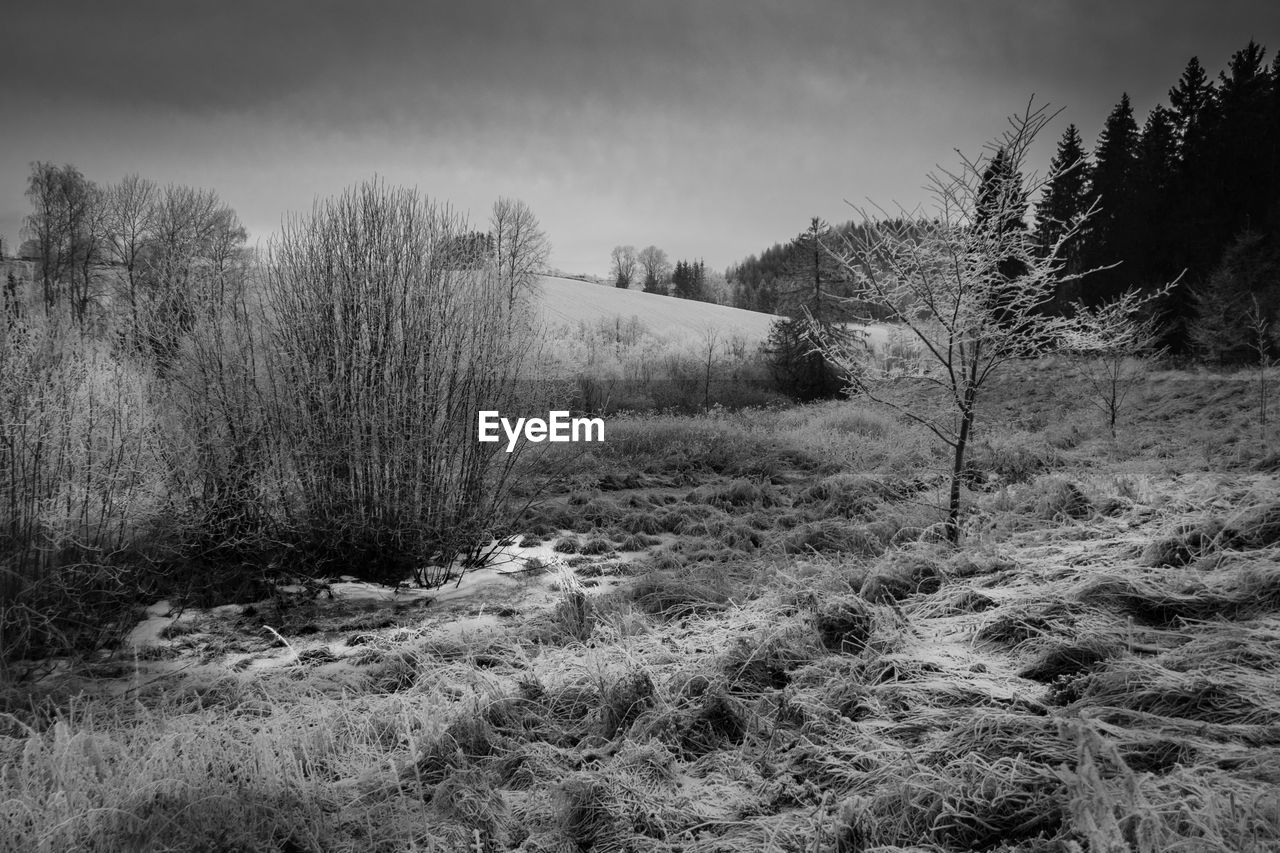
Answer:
[1, 297, 166, 662]
[263, 180, 542, 586]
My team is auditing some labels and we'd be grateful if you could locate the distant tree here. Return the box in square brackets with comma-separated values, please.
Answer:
[610, 245, 637, 288]
[22, 161, 103, 322]
[637, 245, 670, 294]
[490, 198, 550, 311]
[671, 259, 708, 300]
[764, 317, 846, 401]
[1188, 230, 1280, 364]
[137, 183, 247, 363]
[104, 174, 157, 328]
[444, 231, 493, 267]
[671, 260, 691, 299]
[775, 218, 848, 319]
[1062, 289, 1168, 438]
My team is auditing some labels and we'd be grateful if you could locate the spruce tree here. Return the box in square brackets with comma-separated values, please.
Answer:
[1169, 56, 1213, 154]
[1081, 93, 1140, 303]
[1213, 42, 1273, 242]
[975, 149, 1033, 324]
[1130, 105, 1178, 288]
[1033, 125, 1090, 307]
[1033, 125, 1090, 255]
[1166, 55, 1219, 282]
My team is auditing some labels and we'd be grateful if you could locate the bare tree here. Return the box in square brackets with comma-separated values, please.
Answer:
[104, 174, 157, 328]
[22, 162, 104, 322]
[1245, 296, 1273, 453]
[139, 184, 246, 361]
[68, 182, 108, 328]
[610, 244, 638, 289]
[637, 245, 671, 293]
[1062, 288, 1170, 438]
[698, 325, 721, 409]
[818, 101, 1159, 543]
[490, 197, 550, 311]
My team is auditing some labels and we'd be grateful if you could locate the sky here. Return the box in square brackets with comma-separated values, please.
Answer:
[3, 1, 1279, 278]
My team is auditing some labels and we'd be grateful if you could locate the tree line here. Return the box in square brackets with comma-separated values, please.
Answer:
[1037, 40, 1280, 361]
[608, 244, 725, 302]
[733, 40, 1280, 365]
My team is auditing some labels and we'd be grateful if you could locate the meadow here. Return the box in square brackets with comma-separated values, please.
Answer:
[3, 358, 1279, 853]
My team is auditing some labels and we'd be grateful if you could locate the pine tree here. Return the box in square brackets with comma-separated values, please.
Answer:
[1081, 93, 1140, 304]
[975, 149, 1034, 324]
[1213, 42, 1273, 239]
[764, 317, 846, 401]
[1130, 105, 1178, 288]
[1169, 56, 1213, 154]
[671, 259, 706, 300]
[1033, 125, 1091, 307]
[1034, 125, 1090, 255]
[774, 218, 850, 321]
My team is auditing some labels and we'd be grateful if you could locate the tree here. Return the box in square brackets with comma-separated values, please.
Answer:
[764, 316, 846, 401]
[22, 161, 104, 323]
[1080, 94, 1140, 304]
[139, 184, 246, 364]
[637, 245, 670, 294]
[1169, 56, 1213, 152]
[1062, 290, 1167, 438]
[671, 259, 707, 300]
[610, 245, 637, 288]
[1033, 124, 1091, 307]
[775, 218, 850, 319]
[104, 174, 157, 329]
[1129, 105, 1179, 289]
[1033, 124, 1090, 258]
[819, 101, 1162, 543]
[1188, 230, 1280, 364]
[490, 198, 550, 311]
[975, 147, 1033, 327]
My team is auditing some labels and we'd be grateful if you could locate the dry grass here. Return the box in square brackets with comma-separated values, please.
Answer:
[7, 369, 1280, 851]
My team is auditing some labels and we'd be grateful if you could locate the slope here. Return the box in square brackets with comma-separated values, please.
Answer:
[532, 274, 782, 344]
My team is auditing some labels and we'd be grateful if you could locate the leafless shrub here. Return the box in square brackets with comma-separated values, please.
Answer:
[262, 180, 548, 587]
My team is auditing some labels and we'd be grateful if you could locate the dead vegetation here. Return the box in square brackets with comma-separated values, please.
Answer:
[5, 370, 1280, 851]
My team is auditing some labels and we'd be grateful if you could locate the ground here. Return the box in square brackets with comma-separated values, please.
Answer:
[3, 359, 1280, 852]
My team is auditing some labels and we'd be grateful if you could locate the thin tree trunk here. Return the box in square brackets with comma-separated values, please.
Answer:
[947, 385, 977, 544]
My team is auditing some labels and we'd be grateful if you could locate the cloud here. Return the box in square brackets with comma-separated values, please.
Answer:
[3, 0, 1278, 274]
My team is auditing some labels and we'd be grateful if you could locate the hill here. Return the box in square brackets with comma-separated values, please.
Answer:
[532, 274, 782, 344]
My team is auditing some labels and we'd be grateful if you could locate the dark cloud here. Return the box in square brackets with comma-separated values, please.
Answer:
[3, 1, 1279, 274]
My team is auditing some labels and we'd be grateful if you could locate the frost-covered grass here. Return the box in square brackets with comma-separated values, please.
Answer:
[5, 366, 1280, 851]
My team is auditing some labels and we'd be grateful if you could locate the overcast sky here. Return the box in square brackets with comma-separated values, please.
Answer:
[2, 1, 1278, 277]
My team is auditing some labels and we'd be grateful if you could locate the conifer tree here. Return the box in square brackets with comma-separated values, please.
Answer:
[1033, 124, 1091, 306]
[1081, 93, 1140, 303]
[1130, 105, 1179, 288]
[1033, 125, 1090, 255]
[1169, 56, 1213, 155]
